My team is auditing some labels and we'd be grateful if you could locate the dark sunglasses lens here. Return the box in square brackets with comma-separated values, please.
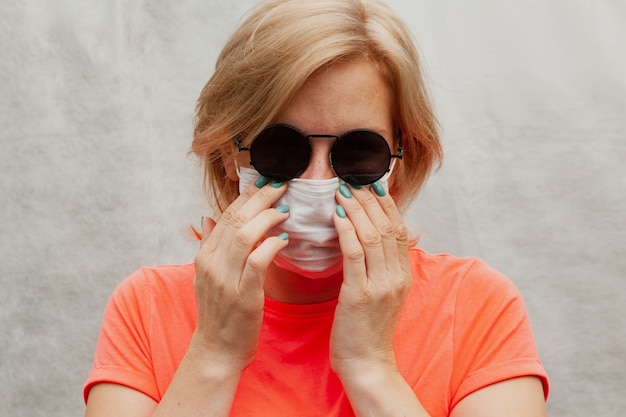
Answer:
[332, 131, 391, 185]
[250, 125, 310, 182]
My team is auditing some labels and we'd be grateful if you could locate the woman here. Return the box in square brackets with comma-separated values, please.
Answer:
[84, 0, 549, 416]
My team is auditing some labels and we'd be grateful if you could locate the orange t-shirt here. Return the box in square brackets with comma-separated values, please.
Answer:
[84, 248, 548, 416]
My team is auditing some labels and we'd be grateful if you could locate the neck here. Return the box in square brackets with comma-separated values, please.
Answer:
[263, 262, 343, 305]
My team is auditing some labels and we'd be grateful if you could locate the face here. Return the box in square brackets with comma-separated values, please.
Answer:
[233, 58, 396, 182]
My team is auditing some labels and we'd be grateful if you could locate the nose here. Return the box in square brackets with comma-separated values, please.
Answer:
[298, 137, 335, 180]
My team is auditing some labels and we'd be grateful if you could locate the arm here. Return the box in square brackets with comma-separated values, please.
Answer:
[335, 366, 431, 417]
[332, 184, 548, 417]
[335, 375, 547, 417]
[332, 183, 431, 416]
[85, 180, 290, 417]
[86, 384, 156, 417]
[451, 376, 547, 417]
[85, 336, 247, 417]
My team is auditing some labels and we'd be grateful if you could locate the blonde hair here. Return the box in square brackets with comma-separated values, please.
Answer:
[192, 0, 441, 213]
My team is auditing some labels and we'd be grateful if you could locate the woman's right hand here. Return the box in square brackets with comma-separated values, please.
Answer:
[189, 179, 289, 374]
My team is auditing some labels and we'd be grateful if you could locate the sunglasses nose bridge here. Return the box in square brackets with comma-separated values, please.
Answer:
[298, 134, 337, 180]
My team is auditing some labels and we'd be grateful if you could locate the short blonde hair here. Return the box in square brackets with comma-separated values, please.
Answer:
[192, 0, 441, 213]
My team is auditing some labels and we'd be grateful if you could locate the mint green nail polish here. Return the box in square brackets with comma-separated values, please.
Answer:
[351, 183, 363, 190]
[271, 180, 284, 188]
[275, 204, 289, 213]
[255, 176, 269, 188]
[278, 232, 289, 240]
[372, 181, 386, 197]
[339, 184, 352, 198]
[336, 205, 347, 218]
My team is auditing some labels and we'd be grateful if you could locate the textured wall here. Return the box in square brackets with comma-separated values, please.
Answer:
[1, 1, 624, 416]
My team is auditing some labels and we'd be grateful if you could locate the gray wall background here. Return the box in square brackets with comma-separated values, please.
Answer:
[1, 1, 624, 416]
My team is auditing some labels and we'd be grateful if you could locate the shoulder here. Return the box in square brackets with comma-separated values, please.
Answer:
[407, 247, 515, 294]
[115, 263, 195, 290]
[404, 247, 525, 325]
[403, 248, 548, 405]
[98, 263, 197, 350]
[109, 263, 196, 312]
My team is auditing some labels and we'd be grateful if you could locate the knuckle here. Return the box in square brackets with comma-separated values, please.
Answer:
[352, 290, 373, 308]
[361, 230, 382, 247]
[221, 207, 248, 228]
[378, 221, 395, 238]
[395, 222, 409, 242]
[193, 258, 222, 292]
[381, 286, 395, 303]
[194, 250, 203, 264]
[245, 254, 267, 274]
[346, 247, 365, 263]
[233, 229, 255, 248]
[395, 275, 411, 294]
[194, 252, 211, 275]
[389, 272, 412, 300]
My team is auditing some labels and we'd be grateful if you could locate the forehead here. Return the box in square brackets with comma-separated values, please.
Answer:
[277, 58, 395, 139]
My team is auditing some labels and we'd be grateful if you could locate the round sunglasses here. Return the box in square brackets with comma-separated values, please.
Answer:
[233, 124, 403, 185]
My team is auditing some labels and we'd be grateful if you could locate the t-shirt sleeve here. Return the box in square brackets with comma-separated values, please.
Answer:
[83, 268, 159, 403]
[449, 259, 549, 409]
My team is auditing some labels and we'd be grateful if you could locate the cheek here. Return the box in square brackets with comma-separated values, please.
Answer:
[235, 152, 254, 169]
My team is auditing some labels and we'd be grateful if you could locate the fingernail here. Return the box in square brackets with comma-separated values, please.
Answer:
[278, 232, 289, 240]
[271, 180, 284, 188]
[275, 204, 289, 213]
[255, 176, 269, 188]
[350, 183, 363, 190]
[339, 184, 352, 198]
[372, 181, 386, 197]
[336, 205, 347, 218]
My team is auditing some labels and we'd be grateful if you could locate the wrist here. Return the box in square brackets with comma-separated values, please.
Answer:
[335, 359, 399, 390]
[331, 352, 397, 381]
[186, 331, 251, 380]
[336, 364, 430, 417]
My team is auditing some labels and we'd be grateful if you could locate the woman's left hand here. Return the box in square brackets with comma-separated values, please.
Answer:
[329, 182, 412, 381]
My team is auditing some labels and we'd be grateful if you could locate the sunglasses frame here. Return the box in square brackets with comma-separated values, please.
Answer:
[233, 124, 403, 185]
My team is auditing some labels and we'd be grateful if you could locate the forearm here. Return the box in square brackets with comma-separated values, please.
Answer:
[151, 333, 245, 417]
[340, 366, 431, 417]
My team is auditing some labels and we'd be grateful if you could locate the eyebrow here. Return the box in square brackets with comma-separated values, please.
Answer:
[275, 123, 393, 141]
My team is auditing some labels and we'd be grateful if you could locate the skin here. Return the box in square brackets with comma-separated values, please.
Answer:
[85, 58, 547, 417]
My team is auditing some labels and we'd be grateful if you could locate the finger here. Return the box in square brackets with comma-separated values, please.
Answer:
[239, 234, 290, 294]
[203, 180, 262, 250]
[200, 216, 217, 246]
[225, 205, 290, 273]
[368, 185, 411, 274]
[333, 205, 368, 288]
[335, 185, 388, 280]
[203, 180, 287, 253]
[349, 185, 399, 266]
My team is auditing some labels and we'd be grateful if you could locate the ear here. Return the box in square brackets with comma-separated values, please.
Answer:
[221, 145, 239, 182]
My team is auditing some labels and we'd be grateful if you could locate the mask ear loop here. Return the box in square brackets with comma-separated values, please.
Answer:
[232, 135, 254, 179]
[378, 157, 397, 183]
[234, 159, 241, 178]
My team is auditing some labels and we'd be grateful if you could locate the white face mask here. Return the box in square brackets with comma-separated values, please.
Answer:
[237, 166, 391, 279]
